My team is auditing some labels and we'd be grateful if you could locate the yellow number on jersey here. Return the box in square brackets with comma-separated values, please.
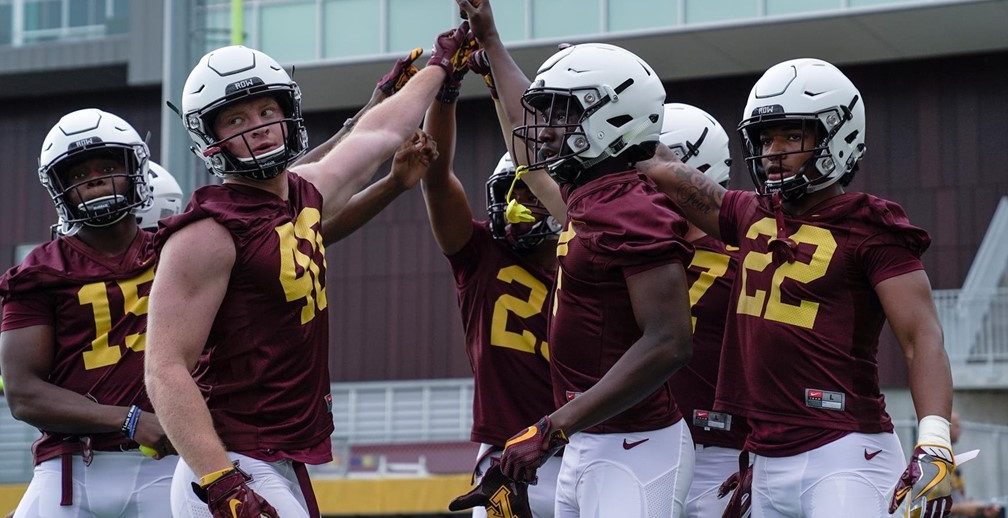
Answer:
[687, 250, 732, 331]
[276, 208, 328, 325]
[551, 221, 576, 317]
[736, 217, 838, 329]
[79, 266, 155, 370]
[490, 265, 549, 360]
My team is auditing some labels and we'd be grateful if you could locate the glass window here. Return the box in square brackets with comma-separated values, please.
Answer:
[850, 0, 915, 6]
[608, 0, 678, 32]
[532, 0, 599, 39]
[69, 0, 103, 27]
[766, 0, 840, 16]
[491, 1, 526, 43]
[323, 0, 380, 58]
[260, 2, 318, 63]
[388, 0, 452, 54]
[23, 0, 61, 31]
[0, 3, 12, 45]
[684, 0, 757, 24]
[201, 5, 233, 53]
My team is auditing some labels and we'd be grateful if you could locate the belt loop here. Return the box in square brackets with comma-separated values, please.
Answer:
[292, 461, 320, 518]
[60, 454, 73, 506]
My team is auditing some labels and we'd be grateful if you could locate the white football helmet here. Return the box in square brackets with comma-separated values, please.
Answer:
[659, 103, 731, 186]
[181, 45, 307, 180]
[39, 109, 152, 231]
[515, 43, 666, 184]
[485, 153, 560, 250]
[135, 162, 183, 230]
[738, 58, 865, 200]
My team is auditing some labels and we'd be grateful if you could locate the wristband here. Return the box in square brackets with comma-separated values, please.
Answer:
[120, 404, 141, 440]
[917, 415, 953, 451]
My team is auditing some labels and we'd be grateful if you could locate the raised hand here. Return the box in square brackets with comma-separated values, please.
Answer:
[436, 32, 478, 102]
[468, 49, 497, 99]
[390, 130, 438, 190]
[427, 21, 472, 75]
[455, 0, 498, 44]
[377, 47, 424, 97]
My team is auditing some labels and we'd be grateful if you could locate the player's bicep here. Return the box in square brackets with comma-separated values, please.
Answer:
[296, 127, 403, 221]
[626, 262, 692, 356]
[0, 325, 56, 393]
[876, 269, 942, 358]
[421, 172, 473, 255]
[147, 219, 234, 371]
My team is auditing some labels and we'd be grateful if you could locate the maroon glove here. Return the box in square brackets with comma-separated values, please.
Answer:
[192, 463, 279, 518]
[427, 21, 471, 75]
[435, 31, 478, 102]
[448, 463, 533, 517]
[467, 49, 497, 100]
[499, 416, 568, 484]
[717, 451, 752, 518]
[377, 47, 424, 96]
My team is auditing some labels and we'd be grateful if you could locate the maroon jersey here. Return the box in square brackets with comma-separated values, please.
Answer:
[0, 231, 155, 464]
[552, 171, 693, 434]
[714, 191, 931, 456]
[447, 220, 555, 447]
[668, 234, 748, 449]
[155, 173, 332, 463]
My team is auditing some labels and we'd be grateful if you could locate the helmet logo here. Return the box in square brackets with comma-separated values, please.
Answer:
[753, 104, 784, 116]
[225, 76, 264, 94]
[69, 136, 102, 150]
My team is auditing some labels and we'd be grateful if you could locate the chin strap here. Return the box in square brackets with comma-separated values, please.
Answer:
[768, 192, 798, 263]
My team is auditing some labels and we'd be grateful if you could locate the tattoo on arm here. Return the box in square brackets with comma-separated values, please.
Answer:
[670, 163, 723, 215]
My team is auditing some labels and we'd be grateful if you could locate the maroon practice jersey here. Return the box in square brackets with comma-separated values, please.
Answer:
[668, 234, 748, 450]
[552, 171, 693, 434]
[0, 231, 155, 464]
[155, 173, 332, 463]
[447, 220, 555, 447]
[714, 190, 931, 456]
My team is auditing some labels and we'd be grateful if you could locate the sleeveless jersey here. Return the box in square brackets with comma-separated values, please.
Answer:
[155, 173, 332, 463]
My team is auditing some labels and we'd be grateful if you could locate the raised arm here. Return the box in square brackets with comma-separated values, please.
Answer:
[321, 130, 437, 243]
[292, 48, 424, 168]
[293, 24, 470, 222]
[636, 143, 725, 239]
[144, 218, 234, 477]
[420, 100, 474, 255]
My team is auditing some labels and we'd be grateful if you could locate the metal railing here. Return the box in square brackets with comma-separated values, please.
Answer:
[936, 288, 1008, 364]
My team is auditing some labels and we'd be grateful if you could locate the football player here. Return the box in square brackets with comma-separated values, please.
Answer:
[0, 109, 176, 517]
[637, 58, 954, 517]
[421, 91, 560, 515]
[143, 29, 472, 518]
[458, 2, 697, 516]
[658, 103, 752, 518]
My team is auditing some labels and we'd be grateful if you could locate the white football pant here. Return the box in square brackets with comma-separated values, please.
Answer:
[14, 451, 176, 518]
[684, 445, 743, 518]
[170, 452, 310, 518]
[555, 419, 694, 518]
[751, 431, 904, 517]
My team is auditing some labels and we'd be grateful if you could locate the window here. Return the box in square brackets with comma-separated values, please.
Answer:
[260, 1, 318, 63]
[323, 0, 380, 58]
[533, 0, 599, 39]
[608, 0, 678, 32]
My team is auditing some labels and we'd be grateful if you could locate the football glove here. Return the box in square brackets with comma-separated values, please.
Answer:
[436, 31, 478, 102]
[448, 463, 533, 518]
[717, 450, 752, 518]
[889, 444, 954, 518]
[376, 47, 423, 96]
[500, 415, 568, 484]
[427, 21, 472, 75]
[192, 462, 279, 518]
[467, 49, 497, 100]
